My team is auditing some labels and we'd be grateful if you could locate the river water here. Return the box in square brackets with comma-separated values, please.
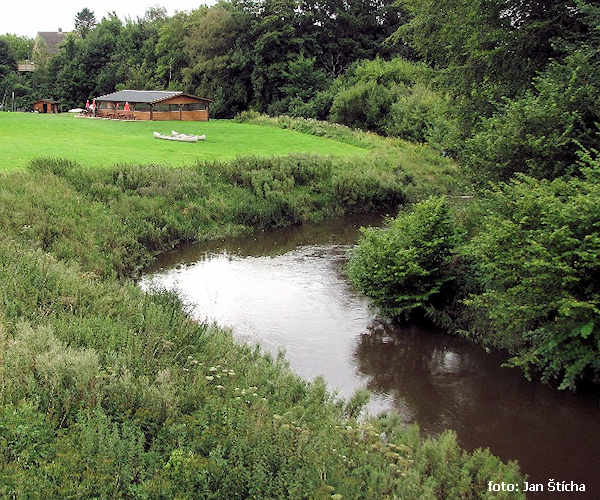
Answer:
[140, 214, 600, 498]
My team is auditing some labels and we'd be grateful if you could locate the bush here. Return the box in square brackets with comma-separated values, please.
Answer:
[347, 196, 463, 321]
[330, 80, 395, 134]
[384, 82, 459, 150]
[326, 57, 459, 150]
[1, 323, 100, 426]
[460, 165, 600, 389]
[463, 50, 600, 183]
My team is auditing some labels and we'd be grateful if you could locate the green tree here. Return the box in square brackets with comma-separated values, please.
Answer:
[0, 38, 16, 78]
[248, 0, 305, 113]
[393, 0, 588, 132]
[300, 0, 408, 78]
[184, 4, 250, 117]
[74, 14, 120, 96]
[463, 50, 600, 182]
[50, 34, 88, 109]
[0, 34, 33, 61]
[155, 11, 193, 89]
[74, 8, 97, 39]
[113, 11, 166, 89]
[0, 40, 19, 110]
[280, 54, 328, 116]
[30, 37, 54, 98]
[0, 38, 32, 112]
[223, 0, 406, 115]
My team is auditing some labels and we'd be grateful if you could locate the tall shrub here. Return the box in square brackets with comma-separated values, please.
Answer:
[461, 162, 600, 389]
[328, 57, 458, 150]
[347, 196, 463, 320]
[463, 50, 600, 183]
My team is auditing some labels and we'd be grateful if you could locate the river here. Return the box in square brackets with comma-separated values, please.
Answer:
[140, 214, 600, 498]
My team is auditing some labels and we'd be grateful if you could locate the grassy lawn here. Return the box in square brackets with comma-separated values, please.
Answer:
[0, 112, 368, 170]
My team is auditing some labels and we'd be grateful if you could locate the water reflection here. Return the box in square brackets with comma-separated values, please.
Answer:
[355, 321, 491, 432]
[354, 320, 600, 497]
[142, 214, 600, 497]
[148, 212, 387, 268]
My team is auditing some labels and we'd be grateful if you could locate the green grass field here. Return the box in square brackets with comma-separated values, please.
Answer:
[0, 112, 368, 170]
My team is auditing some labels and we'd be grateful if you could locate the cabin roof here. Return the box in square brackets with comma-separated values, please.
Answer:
[94, 90, 212, 104]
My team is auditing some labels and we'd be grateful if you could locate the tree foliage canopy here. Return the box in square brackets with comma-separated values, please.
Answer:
[74, 8, 97, 39]
[0, 0, 406, 115]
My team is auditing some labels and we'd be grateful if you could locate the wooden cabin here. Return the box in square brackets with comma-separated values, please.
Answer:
[93, 90, 212, 121]
[33, 99, 60, 114]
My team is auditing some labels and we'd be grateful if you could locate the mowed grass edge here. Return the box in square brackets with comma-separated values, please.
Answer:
[0, 112, 369, 170]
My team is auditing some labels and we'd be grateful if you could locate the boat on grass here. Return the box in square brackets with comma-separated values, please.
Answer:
[172, 130, 206, 141]
[153, 130, 206, 142]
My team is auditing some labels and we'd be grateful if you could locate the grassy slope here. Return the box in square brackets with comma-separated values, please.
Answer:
[0, 117, 523, 497]
[0, 113, 367, 170]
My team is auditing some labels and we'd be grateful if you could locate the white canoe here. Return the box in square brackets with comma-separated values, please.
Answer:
[154, 131, 198, 143]
[172, 130, 206, 141]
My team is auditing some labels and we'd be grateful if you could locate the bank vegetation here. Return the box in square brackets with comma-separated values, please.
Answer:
[0, 146, 523, 497]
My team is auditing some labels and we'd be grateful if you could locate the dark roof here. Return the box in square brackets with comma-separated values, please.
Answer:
[35, 99, 60, 104]
[36, 32, 68, 55]
[94, 90, 212, 104]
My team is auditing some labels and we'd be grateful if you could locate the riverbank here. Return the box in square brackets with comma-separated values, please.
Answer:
[141, 216, 600, 496]
[0, 147, 523, 497]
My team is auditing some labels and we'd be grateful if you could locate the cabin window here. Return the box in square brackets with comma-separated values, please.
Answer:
[182, 102, 207, 111]
[153, 104, 179, 112]
[135, 103, 151, 112]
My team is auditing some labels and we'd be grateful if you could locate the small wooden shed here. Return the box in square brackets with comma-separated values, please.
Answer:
[33, 99, 60, 114]
[93, 90, 212, 121]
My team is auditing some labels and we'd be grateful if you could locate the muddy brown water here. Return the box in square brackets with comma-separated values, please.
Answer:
[141, 214, 600, 498]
